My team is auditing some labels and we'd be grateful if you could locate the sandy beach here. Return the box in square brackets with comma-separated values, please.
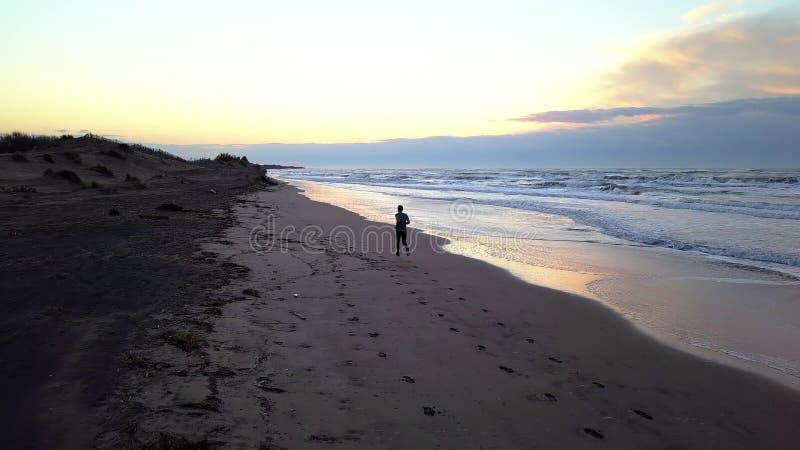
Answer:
[96, 183, 800, 449]
[2, 137, 800, 449]
[3, 0, 800, 447]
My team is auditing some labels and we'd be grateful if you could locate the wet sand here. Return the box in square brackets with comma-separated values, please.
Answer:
[100, 184, 800, 449]
[287, 179, 800, 389]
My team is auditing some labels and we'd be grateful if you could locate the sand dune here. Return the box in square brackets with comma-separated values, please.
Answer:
[0, 134, 272, 448]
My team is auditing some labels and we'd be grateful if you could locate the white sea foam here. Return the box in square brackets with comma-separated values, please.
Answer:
[282, 174, 800, 389]
[277, 168, 800, 272]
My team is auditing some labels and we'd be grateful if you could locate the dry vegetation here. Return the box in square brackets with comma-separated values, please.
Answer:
[0, 131, 184, 162]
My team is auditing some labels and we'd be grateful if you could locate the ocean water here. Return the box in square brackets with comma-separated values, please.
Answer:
[274, 168, 800, 388]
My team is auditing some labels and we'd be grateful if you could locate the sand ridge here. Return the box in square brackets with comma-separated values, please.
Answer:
[0, 134, 273, 448]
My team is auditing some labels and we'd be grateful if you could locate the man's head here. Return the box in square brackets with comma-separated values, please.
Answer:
[397, 205, 403, 212]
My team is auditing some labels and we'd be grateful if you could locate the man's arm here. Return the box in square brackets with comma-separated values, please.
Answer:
[406, 214, 411, 225]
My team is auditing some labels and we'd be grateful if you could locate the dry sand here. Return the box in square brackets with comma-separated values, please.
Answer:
[95, 184, 800, 449]
[0, 136, 271, 448]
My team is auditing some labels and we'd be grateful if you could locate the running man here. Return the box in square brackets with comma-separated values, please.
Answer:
[394, 205, 410, 256]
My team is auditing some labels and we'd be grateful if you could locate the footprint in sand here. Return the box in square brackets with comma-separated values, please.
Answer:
[255, 378, 286, 394]
[378, 352, 387, 358]
[495, 322, 505, 327]
[447, 287, 454, 291]
[395, 282, 402, 285]
[583, 428, 604, 439]
[633, 409, 654, 420]
[423, 406, 438, 416]
[592, 381, 605, 389]
[548, 356, 563, 363]
[346, 303, 355, 307]
[410, 291, 416, 294]
[527, 392, 558, 402]
[458, 297, 466, 301]
[481, 308, 489, 313]
[437, 313, 444, 317]
[476, 345, 487, 352]
[258, 386, 286, 394]
[348, 316, 359, 322]
[498, 366, 515, 373]
[401, 375, 416, 383]
[449, 327, 460, 333]
[525, 338, 535, 344]
[368, 332, 380, 338]
[525, 392, 558, 403]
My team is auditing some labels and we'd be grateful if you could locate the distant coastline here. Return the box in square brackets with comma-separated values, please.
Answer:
[263, 164, 304, 169]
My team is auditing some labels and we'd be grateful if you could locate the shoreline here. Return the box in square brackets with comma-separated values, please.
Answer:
[101, 183, 800, 448]
[287, 177, 800, 393]
[438, 229, 800, 393]
[442, 237, 800, 393]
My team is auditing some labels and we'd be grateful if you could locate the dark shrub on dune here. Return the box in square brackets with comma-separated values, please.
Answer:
[3, 132, 185, 166]
[128, 143, 184, 161]
[99, 149, 125, 159]
[42, 153, 54, 163]
[50, 169, 82, 184]
[124, 174, 147, 189]
[214, 152, 239, 162]
[0, 132, 57, 153]
[89, 164, 114, 177]
[64, 151, 82, 164]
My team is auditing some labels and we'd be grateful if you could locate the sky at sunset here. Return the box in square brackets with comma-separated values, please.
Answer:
[2, 1, 799, 166]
